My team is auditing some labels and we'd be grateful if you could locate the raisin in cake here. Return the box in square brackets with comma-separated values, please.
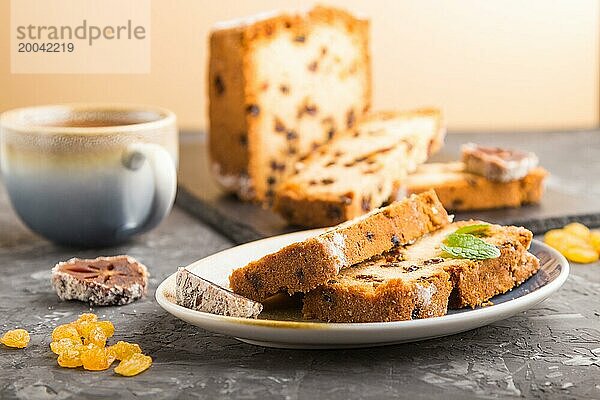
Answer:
[209, 6, 371, 201]
[229, 190, 449, 302]
[303, 221, 538, 322]
[274, 109, 444, 227]
[401, 162, 548, 211]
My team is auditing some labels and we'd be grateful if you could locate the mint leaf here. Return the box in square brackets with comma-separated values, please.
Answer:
[444, 233, 484, 247]
[441, 233, 500, 260]
[454, 224, 491, 236]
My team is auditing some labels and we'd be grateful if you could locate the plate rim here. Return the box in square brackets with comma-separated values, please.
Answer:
[156, 234, 570, 332]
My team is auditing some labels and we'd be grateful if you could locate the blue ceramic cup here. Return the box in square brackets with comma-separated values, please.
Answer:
[0, 104, 178, 247]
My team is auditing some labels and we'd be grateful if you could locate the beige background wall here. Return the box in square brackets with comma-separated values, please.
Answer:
[1, 0, 598, 132]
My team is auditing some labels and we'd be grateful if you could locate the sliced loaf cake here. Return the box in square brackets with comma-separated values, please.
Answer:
[274, 109, 445, 227]
[229, 190, 450, 302]
[209, 6, 371, 201]
[303, 221, 538, 322]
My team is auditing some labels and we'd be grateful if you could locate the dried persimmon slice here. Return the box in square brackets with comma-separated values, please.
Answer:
[51, 255, 148, 306]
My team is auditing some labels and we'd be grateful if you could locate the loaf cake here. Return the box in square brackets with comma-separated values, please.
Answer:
[209, 6, 371, 201]
[303, 221, 538, 322]
[229, 190, 450, 302]
[401, 162, 548, 211]
[274, 109, 445, 227]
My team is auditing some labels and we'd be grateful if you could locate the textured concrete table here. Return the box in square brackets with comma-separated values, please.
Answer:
[2, 132, 600, 399]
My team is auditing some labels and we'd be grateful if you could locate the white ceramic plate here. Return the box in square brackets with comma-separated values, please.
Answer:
[156, 229, 569, 349]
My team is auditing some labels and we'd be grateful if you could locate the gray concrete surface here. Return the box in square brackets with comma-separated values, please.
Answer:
[1, 132, 600, 399]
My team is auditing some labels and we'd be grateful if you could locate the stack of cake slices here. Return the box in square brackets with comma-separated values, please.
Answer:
[173, 190, 539, 323]
[302, 221, 537, 322]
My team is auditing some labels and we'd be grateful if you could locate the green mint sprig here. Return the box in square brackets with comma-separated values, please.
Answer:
[441, 232, 500, 260]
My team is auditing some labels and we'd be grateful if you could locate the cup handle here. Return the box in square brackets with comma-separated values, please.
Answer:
[119, 142, 177, 238]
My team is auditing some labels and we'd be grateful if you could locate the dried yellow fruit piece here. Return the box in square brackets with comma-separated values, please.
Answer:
[75, 321, 93, 338]
[563, 246, 599, 264]
[114, 353, 152, 376]
[544, 229, 566, 252]
[57, 347, 84, 368]
[563, 222, 591, 240]
[77, 320, 114, 341]
[84, 326, 107, 348]
[544, 229, 588, 252]
[95, 321, 115, 338]
[75, 313, 98, 324]
[49, 313, 150, 376]
[80, 344, 115, 371]
[108, 341, 142, 361]
[1, 329, 30, 348]
[52, 324, 80, 342]
[50, 337, 81, 355]
[590, 231, 600, 253]
[544, 223, 600, 264]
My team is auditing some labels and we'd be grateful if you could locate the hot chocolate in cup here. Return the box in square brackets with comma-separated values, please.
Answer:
[0, 104, 178, 247]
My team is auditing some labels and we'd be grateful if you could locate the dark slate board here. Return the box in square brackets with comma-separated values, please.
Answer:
[177, 130, 600, 244]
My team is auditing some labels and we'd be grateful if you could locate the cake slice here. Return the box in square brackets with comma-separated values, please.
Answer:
[209, 6, 371, 201]
[176, 268, 262, 318]
[401, 162, 548, 211]
[274, 109, 445, 227]
[229, 190, 450, 302]
[303, 221, 538, 322]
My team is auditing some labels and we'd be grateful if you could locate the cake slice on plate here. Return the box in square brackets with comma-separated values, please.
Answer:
[229, 190, 450, 302]
[176, 268, 263, 318]
[274, 108, 445, 227]
[303, 221, 538, 322]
